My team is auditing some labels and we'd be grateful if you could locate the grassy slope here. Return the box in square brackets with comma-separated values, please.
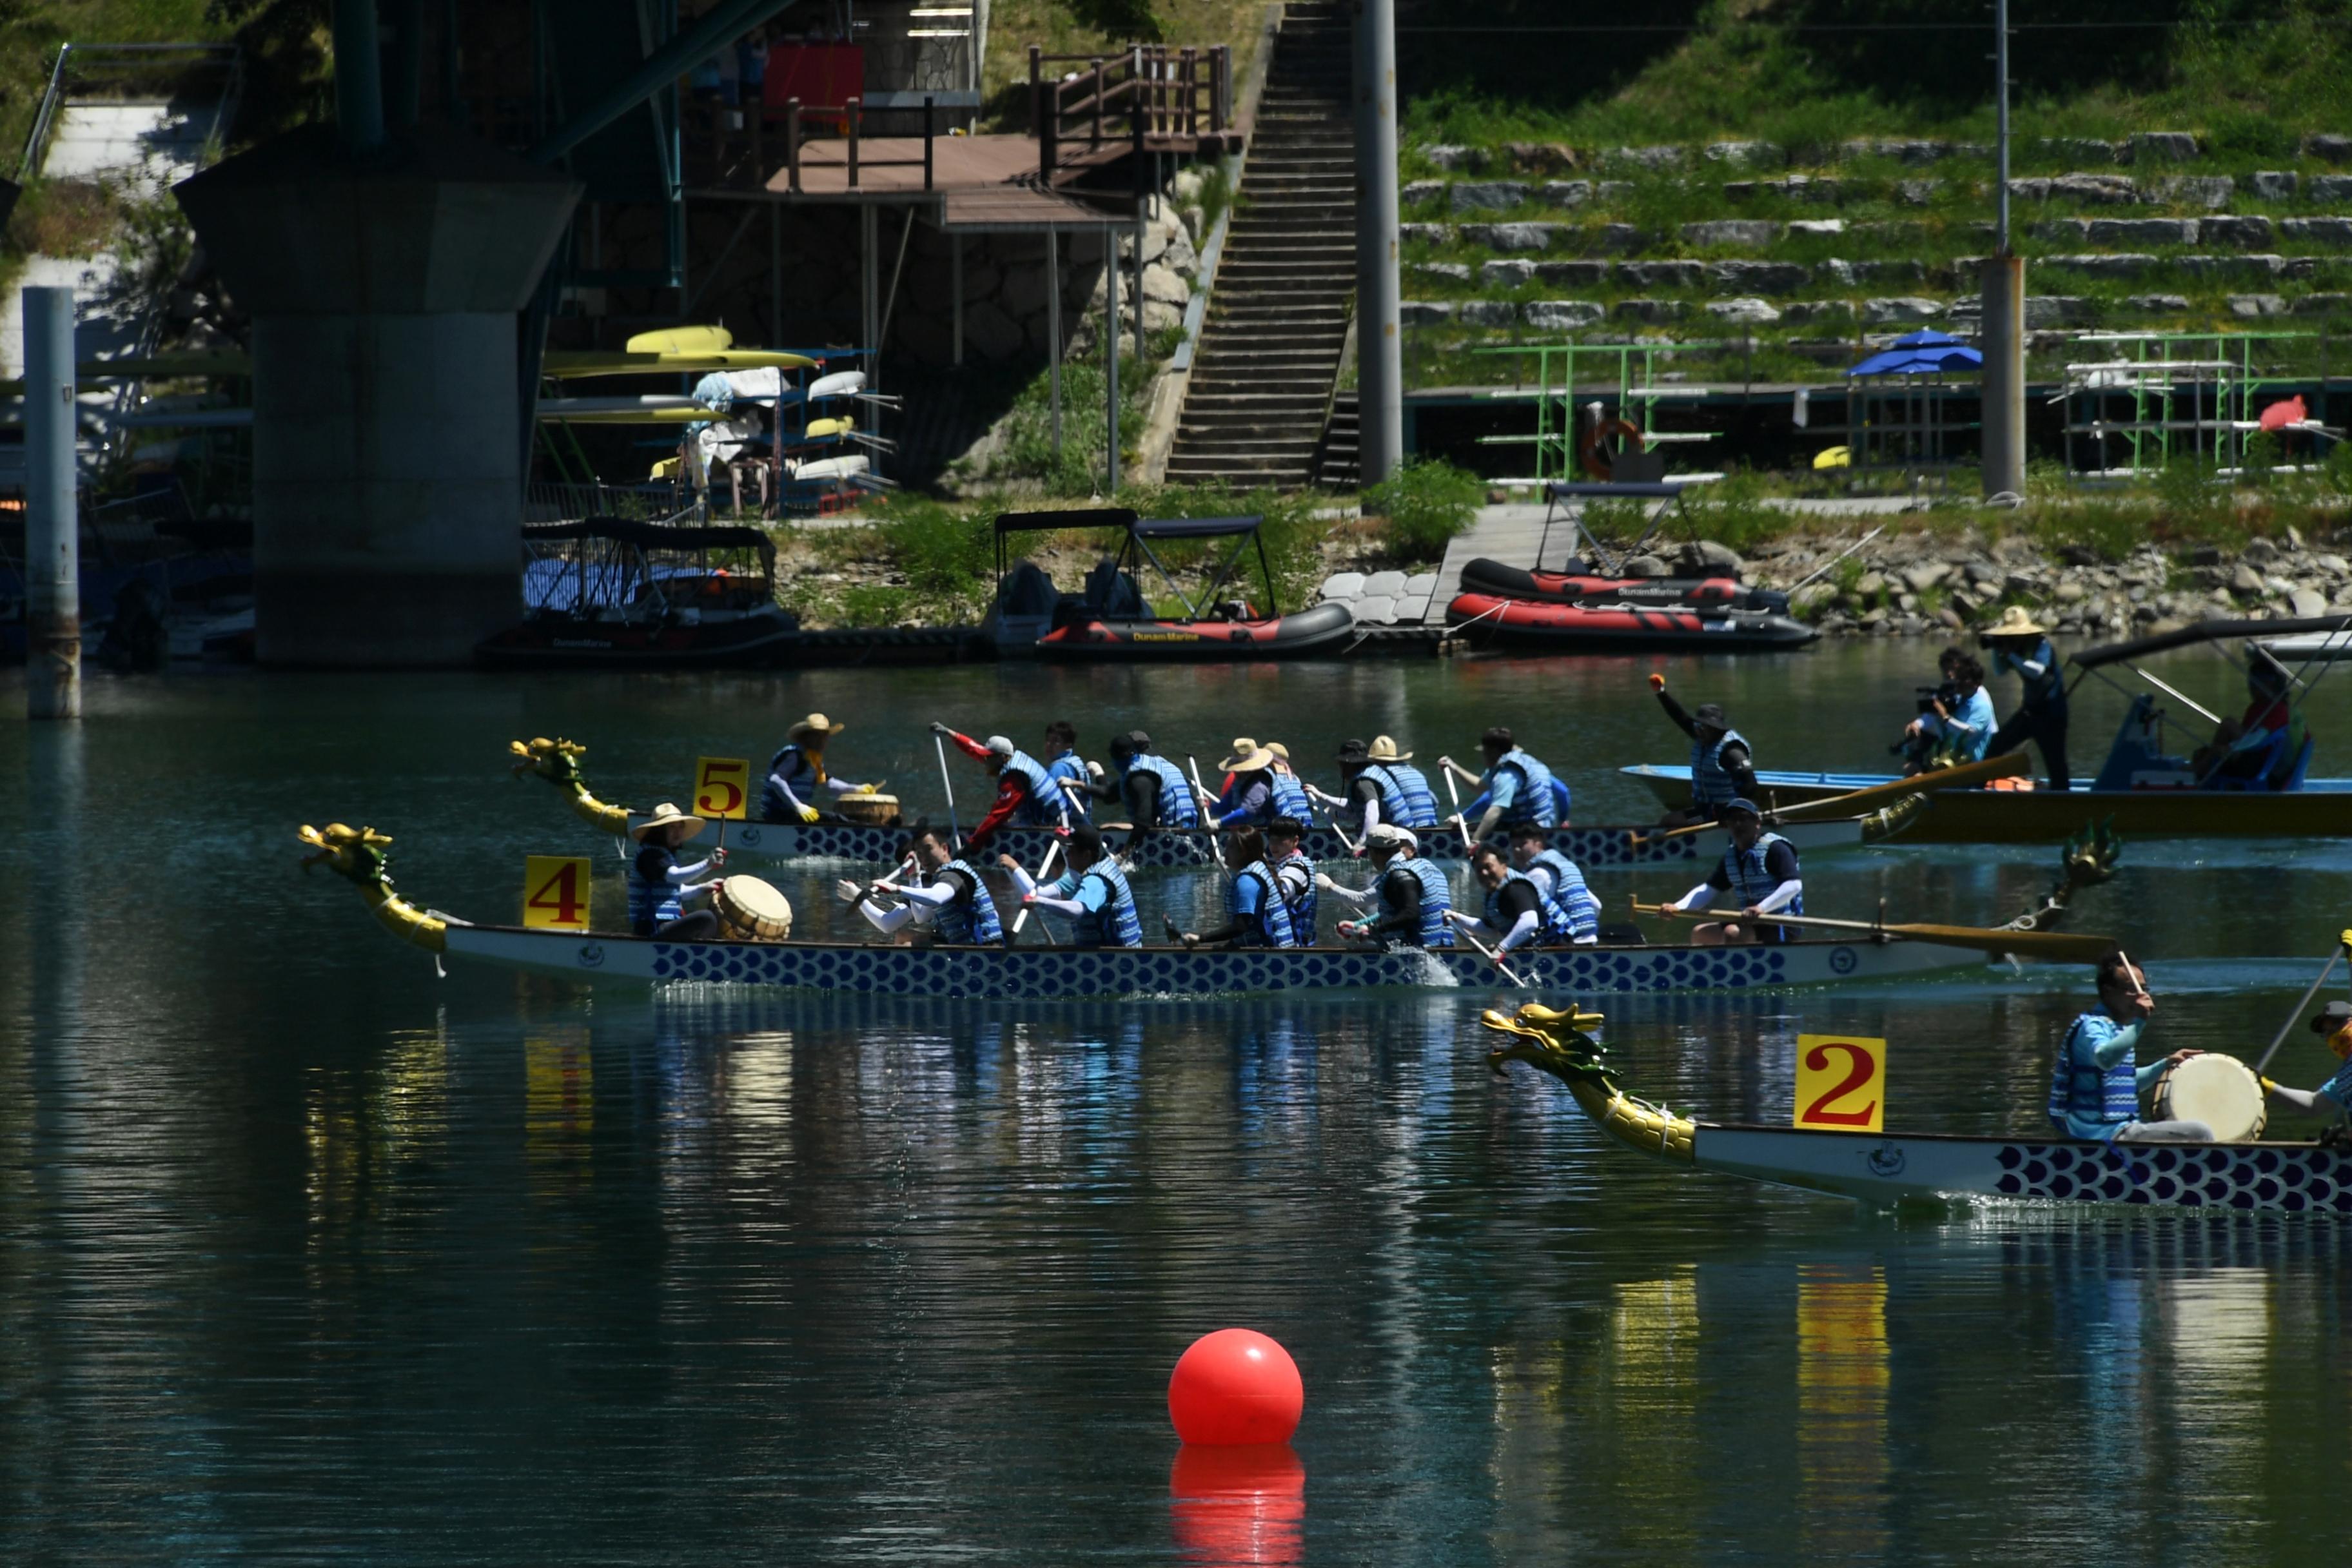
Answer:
[0, 1, 225, 161]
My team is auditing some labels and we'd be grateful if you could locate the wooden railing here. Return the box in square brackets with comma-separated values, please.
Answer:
[701, 94, 944, 192]
[1029, 43, 1231, 173]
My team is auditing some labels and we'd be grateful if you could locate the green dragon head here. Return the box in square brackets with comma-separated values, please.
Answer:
[511, 736, 591, 789]
[1479, 1002, 1614, 1088]
[299, 821, 397, 894]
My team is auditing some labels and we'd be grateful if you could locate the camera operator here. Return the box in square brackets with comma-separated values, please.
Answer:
[1899, 648, 1995, 773]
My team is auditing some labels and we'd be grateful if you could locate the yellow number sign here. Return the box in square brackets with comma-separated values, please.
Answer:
[1794, 1034, 1886, 1133]
[694, 756, 751, 821]
[524, 855, 593, 930]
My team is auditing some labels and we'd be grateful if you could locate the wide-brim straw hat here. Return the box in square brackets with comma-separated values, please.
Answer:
[789, 712, 847, 741]
[1219, 738, 1263, 771]
[1227, 749, 1275, 773]
[1264, 741, 1291, 761]
[1987, 605, 2046, 638]
[1367, 734, 1413, 761]
[631, 801, 707, 842]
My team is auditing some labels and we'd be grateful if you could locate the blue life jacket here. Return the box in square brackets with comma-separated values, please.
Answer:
[628, 845, 686, 934]
[1488, 749, 1560, 827]
[1396, 856, 1455, 948]
[1526, 848, 1600, 941]
[1044, 750, 1093, 824]
[1071, 859, 1143, 948]
[1360, 762, 1440, 830]
[929, 859, 1003, 946]
[1690, 728, 1750, 809]
[1119, 753, 1199, 828]
[760, 742, 826, 821]
[1549, 776, 1573, 823]
[1274, 848, 1317, 943]
[999, 748, 1059, 825]
[1231, 860, 1300, 948]
[1268, 769, 1313, 826]
[1719, 830, 1801, 938]
[2000, 638, 2068, 714]
[1485, 867, 1576, 944]
[2046, 1012, 2139, 1137]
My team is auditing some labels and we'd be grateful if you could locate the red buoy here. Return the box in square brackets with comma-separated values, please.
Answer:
[1168, 1329, 1304, 1445]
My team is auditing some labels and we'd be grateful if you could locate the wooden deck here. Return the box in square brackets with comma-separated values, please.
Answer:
[743, 130, 1236, 228]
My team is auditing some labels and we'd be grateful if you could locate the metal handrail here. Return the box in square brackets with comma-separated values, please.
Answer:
[20, 42, 244, 180]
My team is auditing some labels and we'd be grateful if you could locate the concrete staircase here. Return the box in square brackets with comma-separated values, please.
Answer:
[1164, 0, 1353, 489]
[1315, 387, 1358, 487]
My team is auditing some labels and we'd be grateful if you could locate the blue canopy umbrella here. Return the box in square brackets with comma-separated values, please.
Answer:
[1839, 331, 1981, 482]
[1848, 330, 1983, 378]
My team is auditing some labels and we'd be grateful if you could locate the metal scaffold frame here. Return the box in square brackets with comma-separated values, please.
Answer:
[2059, 329, 2319, 484]
[1467, 340, 1725, 484]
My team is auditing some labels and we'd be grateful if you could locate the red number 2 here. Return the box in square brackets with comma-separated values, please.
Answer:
[1801, 1042, 1879, 1126]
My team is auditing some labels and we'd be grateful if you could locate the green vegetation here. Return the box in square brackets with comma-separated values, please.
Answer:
[979, 0, 1266, 131]
[1358, 458, 1482, 562]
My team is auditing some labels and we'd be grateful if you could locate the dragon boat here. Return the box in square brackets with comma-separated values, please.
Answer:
[1626, 618, 2352, 843]
[1480, 1002, 2352, 1213]
[296, 818, 2117, 1002]
[504, 740, 2033, 872]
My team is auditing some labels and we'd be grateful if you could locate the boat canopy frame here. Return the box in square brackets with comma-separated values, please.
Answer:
[523, 515, 777, 618]
[2068, 611, 2352, 777]
[992, 507, 1282, 620]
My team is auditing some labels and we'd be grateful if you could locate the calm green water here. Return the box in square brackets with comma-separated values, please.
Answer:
[4, 643, 2351, 1564]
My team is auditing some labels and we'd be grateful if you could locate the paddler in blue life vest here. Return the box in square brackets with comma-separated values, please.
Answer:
[761, 712, 885, 823]
[2046, 951, 2210, 1142]
[1208, 740, 1317, 828]
[1311, 736, 1440, 842]
[1509, 824, 1601, 943]
[1041, 720, 1093, 825]
[838, 823, 1004, 946]
[2264, 999, 2352, 1132]
[1436, 727, 1567, 843]
[1649, 672, 1760, 828]
[997, 825, 1143, 948]
[932, 723, 1060, 852]
[1666, 798, 1802, 945]
[1175, 827, 1303, 949]
[628, 802, 730, 939]
[1266, 816, 1318, 945]
[1318, 824, 1455, 949]
[1062, 730, 1201, 847]
[1982, 605, 2072, 790]
[1451, 843, 1580, 968]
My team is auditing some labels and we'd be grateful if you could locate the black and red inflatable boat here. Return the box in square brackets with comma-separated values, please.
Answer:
[1037, 600, 1357, 661]
[1457, 557, 1791, 615]
[1446, 592, 1816, 653]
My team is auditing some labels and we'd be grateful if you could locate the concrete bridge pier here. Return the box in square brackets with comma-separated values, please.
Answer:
[175, 126, 579, 666]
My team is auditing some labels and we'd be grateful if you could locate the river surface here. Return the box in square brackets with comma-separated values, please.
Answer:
[4, 642, 2349, 1564]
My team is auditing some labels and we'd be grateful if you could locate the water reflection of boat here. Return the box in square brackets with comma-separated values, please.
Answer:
[1481, 1003, 2352, 1211]
[1626, 618, 2352, 842]
[475, 518, 799, 669]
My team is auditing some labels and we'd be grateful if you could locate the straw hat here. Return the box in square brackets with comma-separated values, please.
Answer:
[1264, 741, 1291, 761]
[631, 801, 707, 842]
[1986, 605, 2046, 638]
[1367, 734, 1413, 761]
[1227, 748, 1275, 774]
[789, 712, 847, 741]
[1218, 738, 1264, 770]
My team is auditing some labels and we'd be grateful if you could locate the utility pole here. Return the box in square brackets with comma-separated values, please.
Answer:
[1353, 0, 1402, 485]
[1979, 0, 2026, 499]
[24, 287, 79, 720]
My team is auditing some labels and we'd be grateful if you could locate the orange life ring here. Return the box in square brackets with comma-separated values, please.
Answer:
[1579, 416, 1645, 480]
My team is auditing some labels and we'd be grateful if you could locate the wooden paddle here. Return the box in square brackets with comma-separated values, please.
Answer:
[1625, 750, 2032, 847]
[1632, 899, 2114, 963]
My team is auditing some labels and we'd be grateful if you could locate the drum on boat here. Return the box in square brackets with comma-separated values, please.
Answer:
[713, 875, 794, 941]
[2154, 1052, 2267, 1141]
[835, 792, 900, 827]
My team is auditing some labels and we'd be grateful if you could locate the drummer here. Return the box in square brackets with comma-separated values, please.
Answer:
[1176, 827, 1301, 949]
[2047, 952, 2208, 1142]
[1317, 824, 1454, 950]
[1042, 720, 1093, 825]
[1435, 727, 1564, 843]
[932, 723, 1060, 852]
[761, 712, 882, 824]
[629, 801, 730, 939]
[997, 825, 1142, 948]
[839, 823, 1004, 946]
[2262, 999, 2352, 1125]
[1665, 798, 1800, 945]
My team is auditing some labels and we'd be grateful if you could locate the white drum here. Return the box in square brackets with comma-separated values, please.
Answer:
[2154, 1052, 2267, 1142]
[713, 875, 794, 942]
